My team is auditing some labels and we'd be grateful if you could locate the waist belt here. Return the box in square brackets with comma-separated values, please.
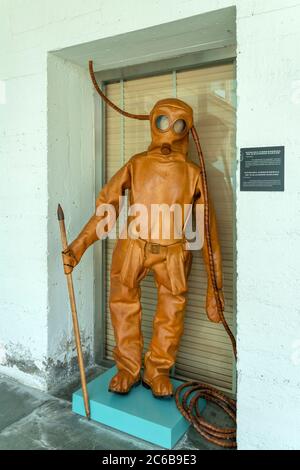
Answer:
[119, 238, 188, 295]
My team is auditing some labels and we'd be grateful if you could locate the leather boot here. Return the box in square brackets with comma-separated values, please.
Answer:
[143, 283, 187, 398]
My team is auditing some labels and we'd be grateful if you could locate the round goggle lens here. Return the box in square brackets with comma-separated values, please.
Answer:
[173, 119, 186, 134]
[156, 115, 170, 131]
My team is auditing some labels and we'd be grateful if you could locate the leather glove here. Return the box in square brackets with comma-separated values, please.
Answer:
[62, 247, 78, 274]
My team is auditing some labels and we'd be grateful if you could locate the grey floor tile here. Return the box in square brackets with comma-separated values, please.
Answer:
[0, 399, 162, 450]
[0, 371, 235, 450]
[0, 376, 49, 432]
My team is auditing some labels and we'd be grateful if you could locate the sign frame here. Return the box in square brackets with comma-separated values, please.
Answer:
[240, 146, 285, 192]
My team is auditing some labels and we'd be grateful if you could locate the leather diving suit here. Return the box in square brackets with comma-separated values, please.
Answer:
[62, 97, 224, 397]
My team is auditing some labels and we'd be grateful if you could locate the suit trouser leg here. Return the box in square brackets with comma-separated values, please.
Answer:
[143, 282, 187, 395]
[110, 275, 143, 378]
[143, 248, 191, 396]
[109, 239, 147, 390]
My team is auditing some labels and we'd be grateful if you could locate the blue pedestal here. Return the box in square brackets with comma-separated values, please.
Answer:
[72, 367, 205, 449]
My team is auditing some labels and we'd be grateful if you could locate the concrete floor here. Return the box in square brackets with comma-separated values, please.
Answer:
[0, 367, 232, 450]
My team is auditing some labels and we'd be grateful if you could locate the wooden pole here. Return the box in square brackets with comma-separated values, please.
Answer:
[57, 204, 90, 419]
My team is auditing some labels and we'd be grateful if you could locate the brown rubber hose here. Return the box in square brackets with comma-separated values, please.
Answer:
[89, 61, 149, 121]
[174, 126, 237, 449]
[88, 65, 237, 445]
[175, 381, 236, 448]
[191, 125, 236, 359]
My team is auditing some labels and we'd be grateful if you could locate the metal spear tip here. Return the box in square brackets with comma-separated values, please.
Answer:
[57, 204, 64, 221]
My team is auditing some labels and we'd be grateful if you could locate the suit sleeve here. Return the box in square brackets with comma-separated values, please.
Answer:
[194, 175, 224, 323]
[68, 161, 131, 264]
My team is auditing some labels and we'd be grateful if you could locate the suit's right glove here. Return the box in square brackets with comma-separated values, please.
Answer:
[62, 247, 78, 274]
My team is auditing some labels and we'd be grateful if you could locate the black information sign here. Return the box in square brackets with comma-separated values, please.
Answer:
[240, 146, 284, 191]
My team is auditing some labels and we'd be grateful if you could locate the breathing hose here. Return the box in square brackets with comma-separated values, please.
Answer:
[88, 63, 237, 446]
[174, 127, 237, 449]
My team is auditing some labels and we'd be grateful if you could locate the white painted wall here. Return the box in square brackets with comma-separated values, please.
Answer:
[47, 55, 95, 384]
[236, 2, 300, 450]
[0, 0, 300, 449]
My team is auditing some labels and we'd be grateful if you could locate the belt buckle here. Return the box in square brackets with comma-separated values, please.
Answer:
[149, 243, 160, 254]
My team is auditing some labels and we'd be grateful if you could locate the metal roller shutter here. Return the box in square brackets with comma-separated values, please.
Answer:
[103, 63, 236, 394]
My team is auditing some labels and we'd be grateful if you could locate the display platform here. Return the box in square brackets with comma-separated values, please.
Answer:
[72, 366, 205, 449]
